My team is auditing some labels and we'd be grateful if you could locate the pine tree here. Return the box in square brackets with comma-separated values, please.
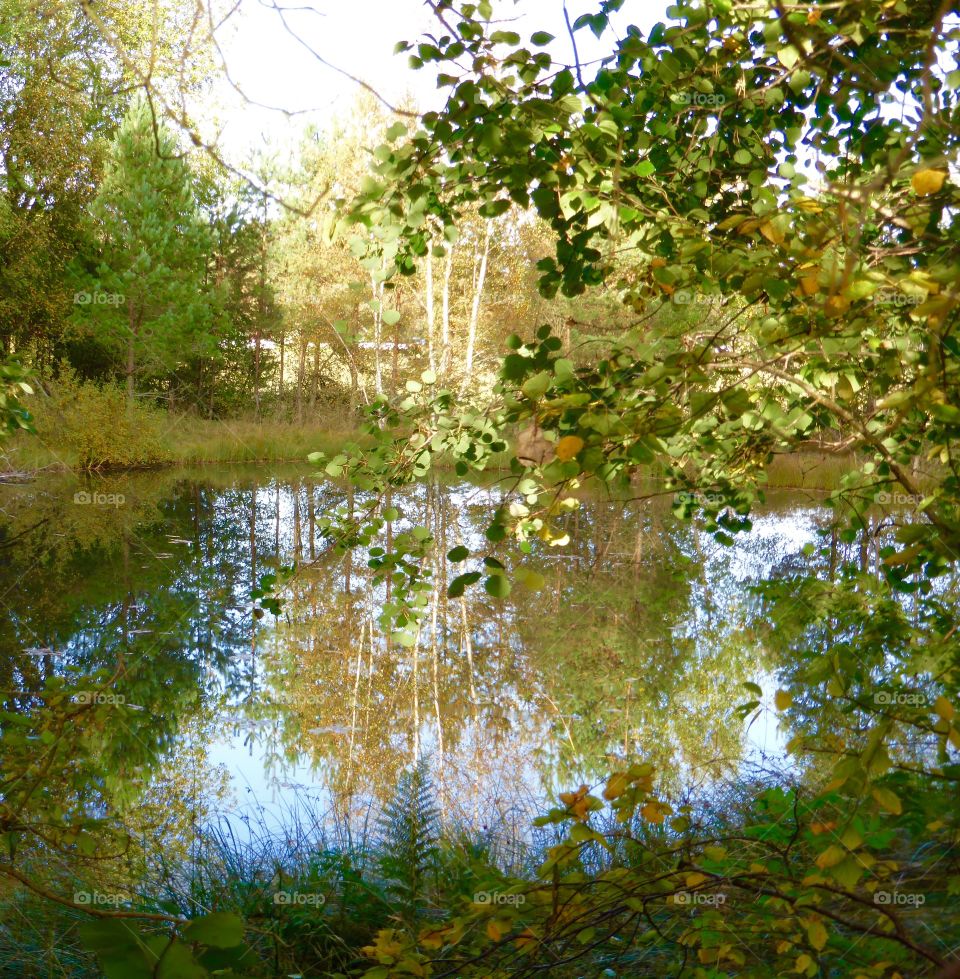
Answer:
[79, 99, 215, 405]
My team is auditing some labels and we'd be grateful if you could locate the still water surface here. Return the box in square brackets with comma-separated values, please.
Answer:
[0, 465, 827, 833]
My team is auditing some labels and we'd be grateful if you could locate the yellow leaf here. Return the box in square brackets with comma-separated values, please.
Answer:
[603, 772, 630, 800]
[795, 953, 814, 973]
[815, 845, 846, 869]
[927, 820, 945, 832]
[640, 800, 672, 824]
[934, 696, 956, 723]
[948, 726, 960, 750]
[419, 926, 448, 950]
[685, 872, 708, 887]
[759, 221, 786, 246]
[799, 274, 819, 296]
[871, 787, 902, 815]
[775, 690, 793, 711]
[514, 927, 538, 953]
[555, 435, 585, 462]
[516, 568, 546, 592]
[362, 928, 405, 961]
[840, 827, 863, 851]
[911, 168, 947, 196]
[824, 294, 850, 317]
[486, 918, 506, 942]
[804, 918, 828, 951]
[559, 785, 592, 820]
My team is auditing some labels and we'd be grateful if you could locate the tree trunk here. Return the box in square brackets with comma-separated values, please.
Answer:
[441, 244, 454, 376]
[425, 244, 436, 373]
[371, 275, 384, 396]
[253, 329, 262, 420]
[463, 222, 491, 389]
[311, 338, 320, 411]
[278, 331, 285, 417]
[296, 336, 307, 423]
[255, 196, 267, 421]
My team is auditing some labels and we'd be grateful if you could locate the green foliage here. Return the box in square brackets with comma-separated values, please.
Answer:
[376, 760, 443, 925]
[80, 914, 254, 979]
[355, 758, 960, 978]
[3, 0, 960, 974]
[30, 370, 167, 469]
[0, 359, 32, 439]
[74, 98, 218, 402]
[307, 1, 960, 973]
[345, 0, 960, 581]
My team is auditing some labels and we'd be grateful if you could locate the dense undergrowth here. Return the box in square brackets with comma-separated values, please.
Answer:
[0, 372, 861, 499]
[2, 748, 957, 978]
[0, 373, 359, 471]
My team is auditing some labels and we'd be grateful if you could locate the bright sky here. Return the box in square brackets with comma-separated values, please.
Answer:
[207, 0, 666, 163]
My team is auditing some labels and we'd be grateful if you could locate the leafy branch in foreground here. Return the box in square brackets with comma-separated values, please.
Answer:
[339, 0, 960, 585]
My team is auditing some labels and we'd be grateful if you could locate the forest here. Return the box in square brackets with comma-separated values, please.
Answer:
[1, 0, 959, 976]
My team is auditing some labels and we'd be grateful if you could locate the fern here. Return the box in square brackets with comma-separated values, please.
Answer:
[376, 759, 441, 924]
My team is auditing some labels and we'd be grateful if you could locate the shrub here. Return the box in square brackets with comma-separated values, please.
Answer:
[31, 369, 169, 469]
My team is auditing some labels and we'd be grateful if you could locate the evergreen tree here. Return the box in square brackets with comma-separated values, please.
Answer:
[79, 99, 215, 405]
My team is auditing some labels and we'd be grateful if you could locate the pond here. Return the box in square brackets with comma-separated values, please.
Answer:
[0, 464, 830, 839]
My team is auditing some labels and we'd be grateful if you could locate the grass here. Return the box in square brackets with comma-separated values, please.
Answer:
[0, 414, 359, 472]
[0, 374, 874, 492]
[156, 416, 357, 466]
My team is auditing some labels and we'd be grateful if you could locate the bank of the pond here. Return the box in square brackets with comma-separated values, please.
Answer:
[2, 409, 864, 496]
[0, 416, 360, 472]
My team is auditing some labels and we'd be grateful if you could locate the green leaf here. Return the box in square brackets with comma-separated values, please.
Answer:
[447, 546, 470, 562]
[521, 371, 552, 400]
[777, 45, 800, 69]
[478, 198, 511, 218]
[79, 921, 152, 979]
[182, 911, 244, 948]
[531, 31, 554, 46]
[484, 573, 511, 599]
[153, 939, 208, 979]
[449, 571, 482, 597]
